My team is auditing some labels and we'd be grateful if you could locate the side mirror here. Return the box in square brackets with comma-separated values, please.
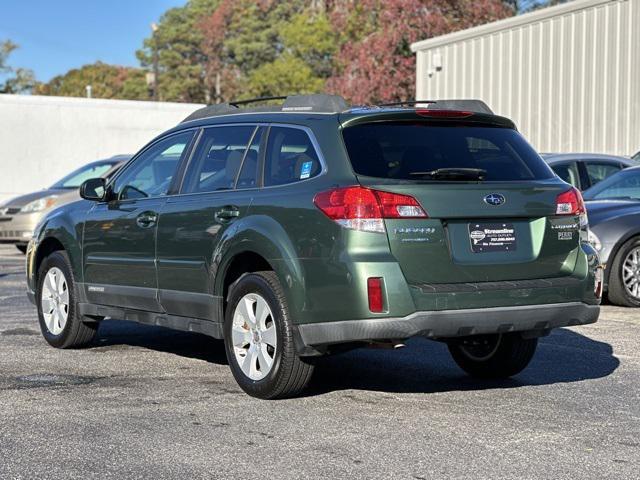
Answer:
[80, 178, 107, 201]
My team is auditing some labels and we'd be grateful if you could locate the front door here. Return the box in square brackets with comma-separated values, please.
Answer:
[156, 125, 262, 320]
[82, 130, 195, 311]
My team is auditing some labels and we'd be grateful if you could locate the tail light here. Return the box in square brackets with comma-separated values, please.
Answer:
[556, 187, 586, 215]
[556, 187, 588, 228]
[367, 277, 384, 313]
[313, 186, 427, 233]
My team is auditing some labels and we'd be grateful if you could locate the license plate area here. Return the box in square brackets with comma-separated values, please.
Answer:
[469, 223, 517, 253]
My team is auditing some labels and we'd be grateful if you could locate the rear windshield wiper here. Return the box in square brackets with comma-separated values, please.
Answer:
[409, 168, 487, 181]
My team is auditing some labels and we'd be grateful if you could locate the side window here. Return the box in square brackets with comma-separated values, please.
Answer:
[264, 127, 321, 186]
[551, 162, 580, 188]
[585, 162, 622, 187]
[236, 127, 263, 190]
[113, 131, 194, 200]
[182, 126, 256, 193]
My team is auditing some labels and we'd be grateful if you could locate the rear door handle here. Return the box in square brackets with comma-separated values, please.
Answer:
[215, 206, 240, 222]
[136, 211, 158, 228]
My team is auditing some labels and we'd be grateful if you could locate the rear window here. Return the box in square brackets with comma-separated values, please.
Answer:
[342, 123, 554, 181]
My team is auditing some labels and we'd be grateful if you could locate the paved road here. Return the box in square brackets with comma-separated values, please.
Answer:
[0, 245, 638, 479]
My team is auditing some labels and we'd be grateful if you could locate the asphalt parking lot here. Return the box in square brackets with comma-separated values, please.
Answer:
[0, 245, 638, 479]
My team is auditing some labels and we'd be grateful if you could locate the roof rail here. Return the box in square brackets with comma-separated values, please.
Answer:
[181, 94, 350, 123]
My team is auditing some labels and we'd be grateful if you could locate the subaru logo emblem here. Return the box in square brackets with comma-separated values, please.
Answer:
[484, 193, 506, 206]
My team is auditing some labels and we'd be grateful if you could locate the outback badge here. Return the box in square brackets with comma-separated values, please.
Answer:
[484, 193, 506, 206]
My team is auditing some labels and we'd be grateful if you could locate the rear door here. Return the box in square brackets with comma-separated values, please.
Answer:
[341, 121, 582, 285]
[155, 125, 262, 320]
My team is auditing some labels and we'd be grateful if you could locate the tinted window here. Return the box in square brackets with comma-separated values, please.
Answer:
[113, 131, 193, 200]
[51, 162, 117, 189]
[182, 126, 256, 193]
[584, 169, 640, 201]
[584, 162, 621, 187]
[264, 127, 321, 186]
[342, 124, 553, 181]
[551, 162, 580, 188]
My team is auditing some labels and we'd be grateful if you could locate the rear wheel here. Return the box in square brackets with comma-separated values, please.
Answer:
[608, 237, 640, 307]
[16, 244, 27, 254]
[36, 251, 98, 348]
[448, 333, 537, 379]
[224, 271, 314, 399]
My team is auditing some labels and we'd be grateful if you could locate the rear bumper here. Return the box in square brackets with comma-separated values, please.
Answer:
[297, 301, 599, 347]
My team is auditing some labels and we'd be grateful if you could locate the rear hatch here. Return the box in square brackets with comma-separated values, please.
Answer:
[340, 111, 582, 285]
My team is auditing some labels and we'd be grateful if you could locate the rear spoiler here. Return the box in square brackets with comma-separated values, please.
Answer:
[428, 99, 493, 115]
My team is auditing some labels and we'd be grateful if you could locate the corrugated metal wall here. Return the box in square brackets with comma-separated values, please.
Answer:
[413, 0, 640, 155]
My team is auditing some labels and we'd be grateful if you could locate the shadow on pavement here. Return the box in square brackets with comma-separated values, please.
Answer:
[94, 320, 228, 365]
[307, 328, 619, 395]
[92, 320, 619, 396]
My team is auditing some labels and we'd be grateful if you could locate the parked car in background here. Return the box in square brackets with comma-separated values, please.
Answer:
[25, 95, 600, 399]
[0, 155, 130, 253]
[632, 150, 640, 162]
[583, 166, 640, 307]
[542, 153, 635, 191]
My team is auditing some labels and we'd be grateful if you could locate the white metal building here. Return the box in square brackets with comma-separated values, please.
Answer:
[411, 0, 640, 156]
[0, 95, 202, 203]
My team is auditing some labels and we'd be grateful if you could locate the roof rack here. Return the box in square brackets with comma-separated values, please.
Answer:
[181, 95, 494, 123]
[181, 94, 350, 123]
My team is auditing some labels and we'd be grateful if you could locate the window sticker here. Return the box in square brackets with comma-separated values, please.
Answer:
[300, 161, 313, 179]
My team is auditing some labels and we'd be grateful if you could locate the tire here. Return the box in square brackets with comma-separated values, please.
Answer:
[448, 333, 537, 379]
[224, 271, 314, 399]
[16, 244, 27, 254]
[607, 236, 640, 307]
[36, 250, 98, 348]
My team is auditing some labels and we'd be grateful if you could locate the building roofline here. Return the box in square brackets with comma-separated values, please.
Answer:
[0, 93, 203, 111]
[410, 0, 616, 52]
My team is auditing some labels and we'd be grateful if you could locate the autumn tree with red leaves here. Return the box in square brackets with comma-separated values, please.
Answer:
[326, 0, 513, 104]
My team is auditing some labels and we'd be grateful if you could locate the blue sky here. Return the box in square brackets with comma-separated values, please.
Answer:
[1, 0, 187, 82]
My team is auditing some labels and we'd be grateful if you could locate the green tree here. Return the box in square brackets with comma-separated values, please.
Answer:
[136, 0, 220, 103]
[0, 40, 36, 94]
[199, 0, 333, 101]
[35, 62, 148, 100]
[245, 54, 325, 98]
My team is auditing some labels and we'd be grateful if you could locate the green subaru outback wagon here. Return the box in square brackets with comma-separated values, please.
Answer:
[26, 95, 601, 399]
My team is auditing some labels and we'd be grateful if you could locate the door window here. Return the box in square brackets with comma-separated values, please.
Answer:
[264, 127, 322, 186]
[182, 126, 256, 193]
[584, 162, 622, 187]
[551, 162, 580, 188]
[236, 127, 264, 190]
[113, 131, 194, 200]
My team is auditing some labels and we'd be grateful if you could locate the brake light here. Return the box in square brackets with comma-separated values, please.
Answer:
[415, 109, 474, 118]
[555, 187, 586, 215]
[313, 186, 427, 233]
[367, 277, 384, 313]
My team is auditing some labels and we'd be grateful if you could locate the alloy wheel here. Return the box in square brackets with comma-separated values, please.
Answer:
[41, 267, 69, 335]
[231, 293, 277, 381]
[622, 246, 640, 299]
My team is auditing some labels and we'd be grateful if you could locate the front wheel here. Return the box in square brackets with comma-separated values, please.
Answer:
[224, 271, 314, 399]
[448, 333, 537, 379]
[36, 251, 98, 348]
